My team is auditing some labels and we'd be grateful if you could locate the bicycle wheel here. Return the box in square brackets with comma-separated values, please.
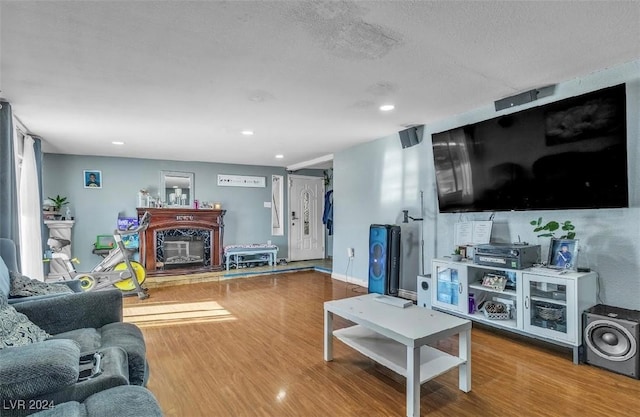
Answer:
[113, 261, 146, 291]
[77, 274, 96, 292]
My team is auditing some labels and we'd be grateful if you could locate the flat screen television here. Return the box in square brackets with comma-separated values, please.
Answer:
[432, 84, 628, 213]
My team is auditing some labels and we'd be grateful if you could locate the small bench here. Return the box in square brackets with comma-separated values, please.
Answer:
[224, 244, 279, 271]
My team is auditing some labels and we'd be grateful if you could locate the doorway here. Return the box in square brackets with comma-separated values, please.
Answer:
[288, 175, 325, 261]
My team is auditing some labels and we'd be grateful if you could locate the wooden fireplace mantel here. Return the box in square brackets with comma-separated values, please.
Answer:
[137, 208, 226, 276]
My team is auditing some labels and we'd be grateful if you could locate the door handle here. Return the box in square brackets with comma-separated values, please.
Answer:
[524, 296, 529, 309]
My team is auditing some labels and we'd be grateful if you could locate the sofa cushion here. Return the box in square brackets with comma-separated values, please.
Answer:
[30, 385, 163, 417]
[28, 402, 84, 417]
[51, 322, 146, 385]
[0, 292, 50, 348]
[24, 346, 130, 409]
[10, 271, 74, 298]
[83, 385, 163, 417]
[0, 339, 80, 400]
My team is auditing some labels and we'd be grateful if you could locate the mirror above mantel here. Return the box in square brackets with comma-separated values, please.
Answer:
[160, 171, 194, 207]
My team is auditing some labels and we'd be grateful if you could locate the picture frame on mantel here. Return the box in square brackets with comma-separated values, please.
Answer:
[84, 170, 102, 189]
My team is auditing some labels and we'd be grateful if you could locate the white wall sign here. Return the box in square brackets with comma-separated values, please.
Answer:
[217, 174, 266, 188]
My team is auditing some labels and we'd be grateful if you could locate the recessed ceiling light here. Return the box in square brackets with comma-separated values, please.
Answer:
[275, 154, 284, 159]
[241, 130, 254, 136]
[112, 141, 125, 145]
[379, 104, 395, 112]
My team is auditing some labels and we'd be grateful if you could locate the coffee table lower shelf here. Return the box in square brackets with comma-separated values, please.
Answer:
[333, 325, 466, 384]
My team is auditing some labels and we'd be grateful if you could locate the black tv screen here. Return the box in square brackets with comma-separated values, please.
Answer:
[432, 84, 628, 213]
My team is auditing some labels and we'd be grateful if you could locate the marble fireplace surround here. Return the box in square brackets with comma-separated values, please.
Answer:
[137, 208, 226, 276]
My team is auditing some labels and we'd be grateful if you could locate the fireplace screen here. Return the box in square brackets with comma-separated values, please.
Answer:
[156, 228, 212, 269]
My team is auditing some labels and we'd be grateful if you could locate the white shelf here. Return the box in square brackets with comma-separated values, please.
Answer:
[531, 296, 567, 306]
[469, 283, 516, 297]
[333, 325, 465, 384]
[467, 311, 517, 329]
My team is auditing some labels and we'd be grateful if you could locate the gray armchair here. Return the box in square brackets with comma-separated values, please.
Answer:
[0, 289, 149, 416]
[0, 238, 82, 304]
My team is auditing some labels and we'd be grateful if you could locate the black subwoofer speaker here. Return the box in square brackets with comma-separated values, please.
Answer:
[583, 304, 640, 379]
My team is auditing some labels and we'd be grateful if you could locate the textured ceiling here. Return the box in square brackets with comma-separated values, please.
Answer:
[1, 1, 639, 168]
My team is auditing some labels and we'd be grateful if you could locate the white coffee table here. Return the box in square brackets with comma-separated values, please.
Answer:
[324, 293, 471, 417]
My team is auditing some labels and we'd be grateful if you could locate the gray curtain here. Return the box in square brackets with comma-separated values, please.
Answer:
[0, 101, 20, 248]
[34, 136, 49, 270]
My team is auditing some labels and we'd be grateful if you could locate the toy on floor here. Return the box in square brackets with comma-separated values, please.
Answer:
[46, 211, 152, 299]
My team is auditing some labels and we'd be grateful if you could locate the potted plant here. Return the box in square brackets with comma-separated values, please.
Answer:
[451, 247, 463, 262]
[47, 195, 69, 218]
[530, 217, 576, 239]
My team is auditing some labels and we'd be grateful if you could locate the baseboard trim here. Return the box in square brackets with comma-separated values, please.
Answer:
[331, 272, 367, 288]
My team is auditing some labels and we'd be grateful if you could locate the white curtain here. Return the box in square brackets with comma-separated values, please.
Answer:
[19, 135, 44, 280]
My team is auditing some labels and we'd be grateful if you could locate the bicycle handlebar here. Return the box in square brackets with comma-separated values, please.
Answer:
[114, 211, 152, 236]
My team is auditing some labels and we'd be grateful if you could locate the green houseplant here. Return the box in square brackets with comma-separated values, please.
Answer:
[47, 195, 69, 213]
[530, 217, 576, 239]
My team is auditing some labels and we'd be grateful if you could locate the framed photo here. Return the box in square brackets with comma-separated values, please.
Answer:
[547, 238, 579, 270]
[84, 170, 102, 189]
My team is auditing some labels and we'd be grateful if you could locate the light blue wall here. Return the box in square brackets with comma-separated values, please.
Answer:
[333, 59, 640, 309]
[333, 134, 424, 291]
[42, 154, 322, 270]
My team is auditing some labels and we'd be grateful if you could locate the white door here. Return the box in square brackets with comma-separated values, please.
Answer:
[288, 175, 325, 261]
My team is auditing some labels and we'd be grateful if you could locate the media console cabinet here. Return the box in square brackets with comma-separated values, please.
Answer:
[431, 258, 598, 363]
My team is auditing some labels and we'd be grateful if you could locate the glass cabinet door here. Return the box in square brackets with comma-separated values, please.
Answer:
[433, 261, 466, 312]
[523, 274, 575, 343]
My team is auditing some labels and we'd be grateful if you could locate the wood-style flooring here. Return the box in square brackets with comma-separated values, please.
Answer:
[123, 271, 640, 417]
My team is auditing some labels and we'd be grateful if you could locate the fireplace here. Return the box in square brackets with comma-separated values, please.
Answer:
[137, 208, 226, 276]
[158, 231, 208, 269]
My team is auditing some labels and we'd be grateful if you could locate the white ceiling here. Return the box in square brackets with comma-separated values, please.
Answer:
[1, 1, 639, 169]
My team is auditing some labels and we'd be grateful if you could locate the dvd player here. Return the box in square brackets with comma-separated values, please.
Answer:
[473, 243, 541, 270]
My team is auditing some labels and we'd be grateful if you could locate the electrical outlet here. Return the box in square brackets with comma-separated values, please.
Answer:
[347, 247, 354, 258]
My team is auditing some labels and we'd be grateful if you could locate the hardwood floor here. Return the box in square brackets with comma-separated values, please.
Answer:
[124, 272, 640, 416]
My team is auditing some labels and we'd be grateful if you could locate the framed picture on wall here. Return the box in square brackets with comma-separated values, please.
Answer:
[84, 170, 102, 189]
[547, 238, 579, 271]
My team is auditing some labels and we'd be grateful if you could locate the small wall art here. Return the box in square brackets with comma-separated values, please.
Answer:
[84, 170, 102, 189]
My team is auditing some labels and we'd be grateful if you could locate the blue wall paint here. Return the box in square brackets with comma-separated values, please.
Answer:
[43, 153, 322, 271]
[333, 134, 423, 291]
[333, 59, 640, 309]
